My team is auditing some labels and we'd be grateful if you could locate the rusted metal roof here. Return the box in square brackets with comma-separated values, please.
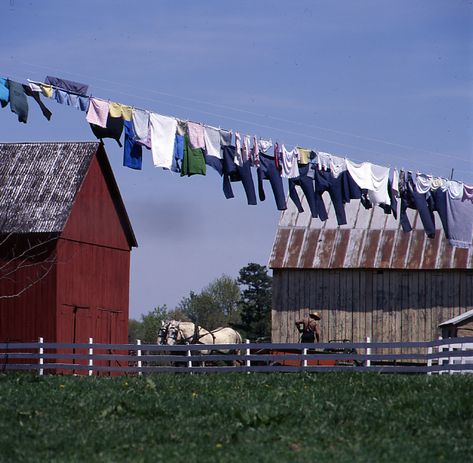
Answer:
[269, 192, 473, 270]
[0, 142, 137, 247]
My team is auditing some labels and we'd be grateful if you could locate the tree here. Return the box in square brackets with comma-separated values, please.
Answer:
[128, 305, 169, 343]
[176, 275, 241, 330]
[235, 263, 272, 341]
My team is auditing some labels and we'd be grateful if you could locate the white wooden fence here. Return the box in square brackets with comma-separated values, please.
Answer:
[1, 337, 472, 375]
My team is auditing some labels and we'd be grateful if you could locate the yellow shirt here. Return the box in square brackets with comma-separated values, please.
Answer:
[109, 102, 133, 121]
[297, 147, 311, 164]
[40, 84, 53, 98]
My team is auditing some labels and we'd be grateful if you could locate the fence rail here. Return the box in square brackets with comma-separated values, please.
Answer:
[1, 337, 472, 375]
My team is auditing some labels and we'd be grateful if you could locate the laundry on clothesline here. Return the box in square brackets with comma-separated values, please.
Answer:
[1, 72, 472, 248]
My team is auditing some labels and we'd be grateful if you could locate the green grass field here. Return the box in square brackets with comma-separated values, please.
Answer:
[0, 372, 471, 462]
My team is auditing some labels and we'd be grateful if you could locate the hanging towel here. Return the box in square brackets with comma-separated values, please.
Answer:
[69, 93, 89, 111]
[23, 85, 52, 120]
[86, 98, 109, 128]
[109, 102, 132, 121]
[131, 108, 150, 148]
[462, 184, 473, 203]
[123, 120, 143, 170]
[251, 135, 260, 167]
[0, 78, 9, 108]
[90, 114, 123, 147]
[45, 76, 88, 95]
[242, 135, 250, 163]
[7, 80, 28, 123]
[187, 121, 205, 149]
[149, 113, 178, 169]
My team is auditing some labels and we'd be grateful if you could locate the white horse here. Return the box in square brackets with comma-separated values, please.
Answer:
[165, 320, 242, 359]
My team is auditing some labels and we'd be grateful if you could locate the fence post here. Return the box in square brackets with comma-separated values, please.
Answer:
[438, 336, 445, 375]
[427, 346, 433, 376]
[38, 337, 44, 376]
[366, 337, 371, 368]
[137, 339, 142, 376]
[88, 337, 93, 376]
[186, 343, 192, 369]
[245, 339, 251, 372]
[448, 343, 454, 375]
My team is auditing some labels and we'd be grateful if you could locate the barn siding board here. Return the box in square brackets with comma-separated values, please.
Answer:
[285, 229, 305, 268]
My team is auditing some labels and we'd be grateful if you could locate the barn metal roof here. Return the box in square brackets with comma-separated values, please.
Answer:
[269, 191, 473, 270]
[438, 308, 473, 327]
[0, 142, 137, 247]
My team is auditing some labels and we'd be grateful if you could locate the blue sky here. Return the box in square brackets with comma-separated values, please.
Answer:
[1, 0, 472, 318]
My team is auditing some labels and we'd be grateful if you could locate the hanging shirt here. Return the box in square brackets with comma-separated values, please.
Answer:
[0, 78, 10, 108]
[258, 138, 273, 154]
[297, 147, 311, 165]
[242, 135, 250, 163]
[346, 159, 390, 205]
[7, 80, 28, 123]
[68, 93, 89, 111]
[86, 97, 109, 128]
[23, 85, 52, 120]
[181, 135, 206, 177]
[415, 173, 432, 194]
[219, 129, 232, 146]
[149, 113, 178, 169]
[251, 135, 260, 167]
[45, 76, 88, 95]
[131, 108, 150, 148]
[446, 181, 473, 248]
[463, 184, 473, 203]
[203, 126, 222, 159]
[187, 121, 205, 149]
[123, 120, 143, 170]
[109, 102, 132, 121]
[234, 131, 242, 166]
[40, 84, 53, 98]
[89, 114, 124, 147]
[280, 145, 300, 179]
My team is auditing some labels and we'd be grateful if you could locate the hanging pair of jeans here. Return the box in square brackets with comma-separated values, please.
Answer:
[257, 153, 286, 210]
[222, 146, 257, 205]
[288, 163, 327, 219]
[399, 171, 435, 238]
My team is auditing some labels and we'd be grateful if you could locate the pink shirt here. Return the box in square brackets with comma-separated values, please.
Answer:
[187, 122, 205, 149]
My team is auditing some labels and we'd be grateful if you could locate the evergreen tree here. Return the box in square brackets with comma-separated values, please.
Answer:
[236, 263, 272, 340]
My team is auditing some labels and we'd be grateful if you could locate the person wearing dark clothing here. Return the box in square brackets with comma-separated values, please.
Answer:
[295, 311, 321, 343]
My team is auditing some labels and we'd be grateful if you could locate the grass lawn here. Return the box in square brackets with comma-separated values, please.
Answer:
[0, 372, 471, 462]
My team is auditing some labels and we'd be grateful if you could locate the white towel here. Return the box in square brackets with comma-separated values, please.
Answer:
[149, 113, 178, 169]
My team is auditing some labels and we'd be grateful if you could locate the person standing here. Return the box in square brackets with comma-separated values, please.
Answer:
[295, 311, 321, 343]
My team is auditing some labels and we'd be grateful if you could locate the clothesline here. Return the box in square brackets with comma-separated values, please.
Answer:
[14, 58, 469, 163]
[1, 74, 472, 249]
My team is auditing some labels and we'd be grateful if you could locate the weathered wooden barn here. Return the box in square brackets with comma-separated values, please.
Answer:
[0, 142, 137, 353]
[269, 195, 473, 344]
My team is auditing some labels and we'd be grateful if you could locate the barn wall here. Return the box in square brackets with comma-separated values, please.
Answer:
[272, 268, 473, 344]
[61, 154, 130, 251]
[0, 236, 57, 343]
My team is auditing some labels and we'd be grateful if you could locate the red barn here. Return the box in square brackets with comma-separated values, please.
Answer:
[0, 142, 137, 354]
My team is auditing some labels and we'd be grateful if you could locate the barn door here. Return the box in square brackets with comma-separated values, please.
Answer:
[96, 309, 121, 376]
[58, 305, 91, 374]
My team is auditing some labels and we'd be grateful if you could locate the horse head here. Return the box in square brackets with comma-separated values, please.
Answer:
[166, 320, 182, 346]
[157, 320, 170, 345]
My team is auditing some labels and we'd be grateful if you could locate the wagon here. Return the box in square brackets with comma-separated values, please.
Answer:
[252, 339, 362, 367]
